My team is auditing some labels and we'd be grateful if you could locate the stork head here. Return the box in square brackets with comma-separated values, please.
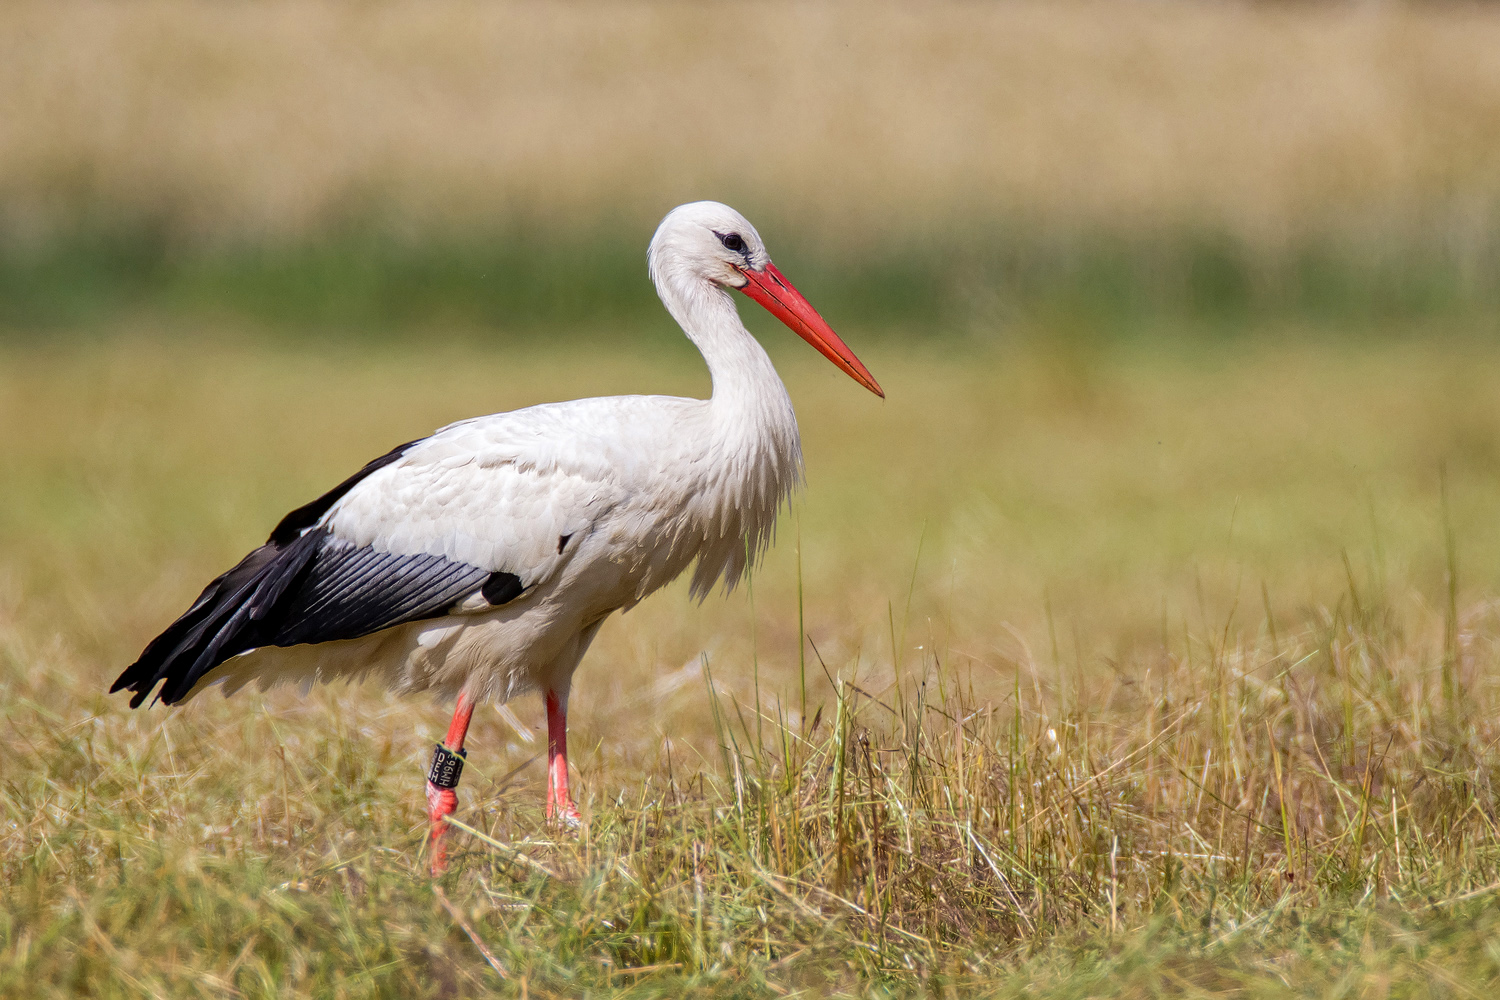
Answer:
[649, 201, 883, 398]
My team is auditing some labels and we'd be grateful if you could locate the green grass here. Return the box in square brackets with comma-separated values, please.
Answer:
[4, 328, 1500, 997]
[4, 217, 1500, 337]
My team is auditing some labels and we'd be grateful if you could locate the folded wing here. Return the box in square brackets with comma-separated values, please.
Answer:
[111, 436, 538, 706]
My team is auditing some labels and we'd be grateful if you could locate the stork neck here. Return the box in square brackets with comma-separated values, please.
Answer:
[663, 278, 793, 421]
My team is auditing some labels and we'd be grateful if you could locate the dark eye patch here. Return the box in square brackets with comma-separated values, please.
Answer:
[717, 232, 746, 253]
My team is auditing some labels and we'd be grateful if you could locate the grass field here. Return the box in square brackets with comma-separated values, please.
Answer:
[4, 324, 1500, 997]
[6, 1, 1500, 995]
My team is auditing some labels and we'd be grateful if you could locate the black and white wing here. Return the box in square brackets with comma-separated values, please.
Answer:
[110, 412, 610, 706]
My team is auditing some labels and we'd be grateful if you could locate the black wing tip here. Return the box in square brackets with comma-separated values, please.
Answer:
[110, 659, 151, 706]
[108, 533, 321, 710]
[111, 658, 184, 708]
[109, 682, 157, 710]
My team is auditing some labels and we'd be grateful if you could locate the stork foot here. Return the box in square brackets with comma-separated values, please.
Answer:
[543, 689, 581, 830]
[546, 799, 583, 829]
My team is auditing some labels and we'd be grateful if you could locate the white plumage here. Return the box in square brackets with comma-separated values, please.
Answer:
[114, 201, 882, 864]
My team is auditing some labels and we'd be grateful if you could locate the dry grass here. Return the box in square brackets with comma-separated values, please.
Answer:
[4, 0, 1500, 245]
[4, 328, 1500, 995]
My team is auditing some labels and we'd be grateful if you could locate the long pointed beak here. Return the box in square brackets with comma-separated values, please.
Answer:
[736, 263, 884, 398]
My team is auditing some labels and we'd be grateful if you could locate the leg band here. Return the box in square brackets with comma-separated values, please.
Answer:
[428, 743, 468, 789]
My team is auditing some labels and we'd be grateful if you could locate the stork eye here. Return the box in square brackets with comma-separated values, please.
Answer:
[718, 232, 745, 252]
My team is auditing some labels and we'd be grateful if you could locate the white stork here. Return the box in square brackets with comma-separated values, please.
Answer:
[112, 201, 883, 871]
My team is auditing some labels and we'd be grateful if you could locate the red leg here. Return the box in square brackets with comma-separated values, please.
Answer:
[545, 689, 581, 825]
[427, 692, 475, 875]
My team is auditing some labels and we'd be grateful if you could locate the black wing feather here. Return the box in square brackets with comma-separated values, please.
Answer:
[113, 529, 513, 706]
[111, 438, 529, 707]
[272, 540, 489, 647]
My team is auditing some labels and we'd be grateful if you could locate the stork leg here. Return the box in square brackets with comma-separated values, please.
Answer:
[545, 689, 582, 825]
[426, 692, 475, 875]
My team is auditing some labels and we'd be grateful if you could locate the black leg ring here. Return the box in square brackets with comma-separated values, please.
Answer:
[428, 743, 467, 789]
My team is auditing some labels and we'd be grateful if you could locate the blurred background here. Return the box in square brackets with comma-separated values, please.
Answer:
[4, 0, 1500, 768]
[5, 0, 1500, 335]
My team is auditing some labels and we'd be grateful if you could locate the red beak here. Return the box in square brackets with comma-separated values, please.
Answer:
[736, 263, 884, 398]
